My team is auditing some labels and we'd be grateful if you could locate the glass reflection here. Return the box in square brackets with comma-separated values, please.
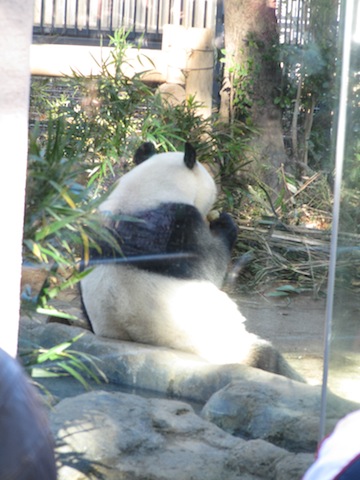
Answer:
[326, 0, 360, 409]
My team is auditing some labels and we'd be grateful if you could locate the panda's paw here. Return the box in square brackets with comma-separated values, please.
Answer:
[209, 212, 238, 251]
[245, 339, 305, 382]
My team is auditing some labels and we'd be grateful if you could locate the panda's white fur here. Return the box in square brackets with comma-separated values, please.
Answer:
[99, 152, 216, 218]
[81, 145, 303, 381]
[82, 265, 256, 364]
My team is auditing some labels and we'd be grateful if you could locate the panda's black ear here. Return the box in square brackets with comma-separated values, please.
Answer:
[184, 142, 196, 170]
[133, 142, 157, 165]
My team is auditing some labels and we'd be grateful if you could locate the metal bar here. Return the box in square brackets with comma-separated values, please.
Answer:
[144, 0, 149, 33]
[156, 0, 160, 34]
[75, 0, 79, 33]
[110, 0, 115, 33]
[121, 0, 125, 29]
[86, 0, 91, 33]
[191, 0, 196, 27]
[52, 0, 56, 30]
[133, 0, 137, 32]
[168, 0, 172, 24]
[97, 0, 102, 34]
[319, 0, 354, 442]
[64, 0, 68, 30]
[180, 0, 184, 25]
[40, 0, 45, 33]
[79, 252, 198, 270]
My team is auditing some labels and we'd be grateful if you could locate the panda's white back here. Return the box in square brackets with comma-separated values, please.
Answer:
[81, 263, 256, 365]
[99, 152, 217, 218]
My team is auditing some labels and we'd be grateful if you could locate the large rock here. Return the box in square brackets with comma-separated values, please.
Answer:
[18, 286, 360, 478]
[20, 321, 359, 454]
[201, 379, 358, 453]
[19, 321, 296, 404]
[50, 390, 314, 480]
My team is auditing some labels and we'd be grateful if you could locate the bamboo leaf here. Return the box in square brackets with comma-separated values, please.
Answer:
[36, 341, 73, 363]
[36, 306, 79, 320]
[81, 228, 90, 266]
[275, 285, 302, 293]
[265, 290, 291, 297]
[56, 361, 90, 390]
[34, 214, 81, 240]
[31, 367, 65, 378]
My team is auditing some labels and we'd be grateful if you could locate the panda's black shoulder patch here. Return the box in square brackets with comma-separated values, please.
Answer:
[87, 203, 208, 279]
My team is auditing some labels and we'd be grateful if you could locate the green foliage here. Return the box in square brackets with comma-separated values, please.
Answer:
[50, 29, 155, 186]
[33, 29, 252, 195]
[142, 94, 252, 187]
[23, 115, 121, 319]
[220, 48, 254, 124]
[141, 96, 252, 217]
[265, 284, 304, 297]
[276, 0, 339, 171]
[141, 94, 208, 151]
[26, 28, 253, 313]
[25, 117, 119, 264]
[341, 44, 360, 218]
[29, 77, 54, 120]
[20, 333, 107, 390]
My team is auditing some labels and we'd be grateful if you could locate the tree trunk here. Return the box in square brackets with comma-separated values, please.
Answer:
[221, 0, 287, 193]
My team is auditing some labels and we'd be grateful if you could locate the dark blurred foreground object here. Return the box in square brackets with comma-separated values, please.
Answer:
[303, 409, 360, 480]
[0, 348, 57, 480]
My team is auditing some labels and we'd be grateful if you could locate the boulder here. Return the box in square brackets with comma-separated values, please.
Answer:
[20, 321, 358, 448]
[18, 319, 359, 478]
[19, 321, 296, 404]
[50, 390, 314, 480]
[201, 379, 358, 452]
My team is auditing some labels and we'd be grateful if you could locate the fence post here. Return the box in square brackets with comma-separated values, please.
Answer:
[185, 27, 214, 118]
[161, 24, 214, 117]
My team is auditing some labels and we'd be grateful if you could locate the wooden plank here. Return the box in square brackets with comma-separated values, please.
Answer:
[162, 25, 214, 117]
[185, 27, 214, 117]
[30, 44, 167, 82]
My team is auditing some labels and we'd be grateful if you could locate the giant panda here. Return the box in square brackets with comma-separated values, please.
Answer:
[80, 142, 303, 381]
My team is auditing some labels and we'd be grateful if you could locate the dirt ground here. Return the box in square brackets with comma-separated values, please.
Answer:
[236, 291, 326, 386]
[236, 288, 360, 405]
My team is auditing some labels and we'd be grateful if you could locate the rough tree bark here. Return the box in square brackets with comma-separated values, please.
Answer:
[220, 0, 287, 193]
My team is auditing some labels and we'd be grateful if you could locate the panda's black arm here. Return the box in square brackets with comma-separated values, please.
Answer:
[167, 207, 237, 257]
[209, 212, 238, 253]
[83, 203, 235, 285]
[84, 204, 188, 266]
[165, 205, 236, 284]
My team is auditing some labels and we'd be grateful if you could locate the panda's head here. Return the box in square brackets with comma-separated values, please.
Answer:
[100, 142, 217, 218]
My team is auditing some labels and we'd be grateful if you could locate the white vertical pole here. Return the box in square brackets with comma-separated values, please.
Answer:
[319, 0, 355, 440]
[0, 0, 34, 357]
